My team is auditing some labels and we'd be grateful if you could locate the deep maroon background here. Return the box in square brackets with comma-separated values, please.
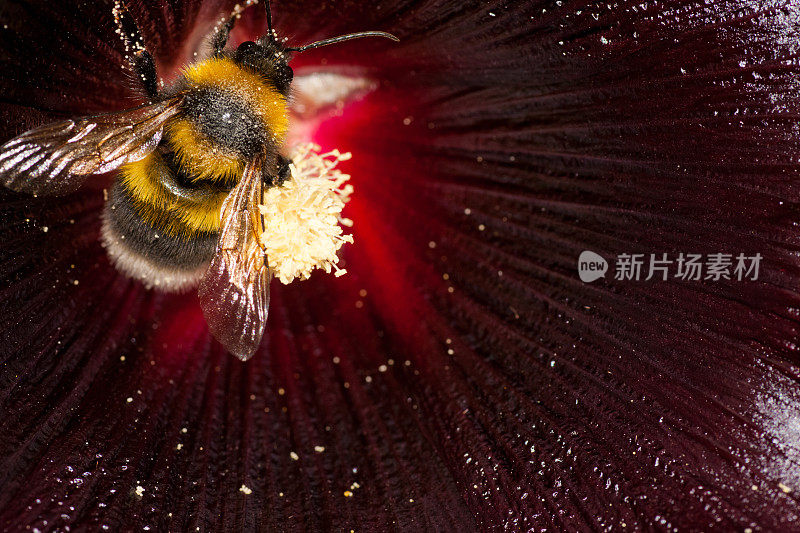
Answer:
[1, 0, 800, 530]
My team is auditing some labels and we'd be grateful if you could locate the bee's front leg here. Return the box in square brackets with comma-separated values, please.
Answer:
[262, 156, 291, 188]
[276, 155, 291, 185]
[211, 14, 238, 56]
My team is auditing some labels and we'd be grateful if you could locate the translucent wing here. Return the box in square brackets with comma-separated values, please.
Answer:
[0, 98, 182, 196]
[198, 157, 271, 361]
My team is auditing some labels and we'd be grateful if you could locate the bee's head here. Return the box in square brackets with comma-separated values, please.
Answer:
[233, 39, 294, 96]
[234, 1, 398, 97]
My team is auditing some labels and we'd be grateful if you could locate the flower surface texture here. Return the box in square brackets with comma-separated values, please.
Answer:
[1, 0, 800, 530]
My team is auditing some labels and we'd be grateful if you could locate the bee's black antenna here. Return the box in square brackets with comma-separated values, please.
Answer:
[285, 31, 399, 52]
[264, 0, 275, 40]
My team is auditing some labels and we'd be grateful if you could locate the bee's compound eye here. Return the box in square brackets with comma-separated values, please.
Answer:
[237, 40, 258, 53]
[285, 66, 294, 82]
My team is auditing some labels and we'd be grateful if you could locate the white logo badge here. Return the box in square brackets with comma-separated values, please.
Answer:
[578, 251, 608, 282]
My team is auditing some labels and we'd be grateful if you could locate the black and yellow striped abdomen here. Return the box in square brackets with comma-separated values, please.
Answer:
[101, 56, 289, 291]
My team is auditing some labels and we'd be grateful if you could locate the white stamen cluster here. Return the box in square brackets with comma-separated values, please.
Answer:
[259, 143, 354, 284]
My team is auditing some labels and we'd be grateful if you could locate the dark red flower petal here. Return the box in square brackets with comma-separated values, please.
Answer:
[2, 0, 800, 530]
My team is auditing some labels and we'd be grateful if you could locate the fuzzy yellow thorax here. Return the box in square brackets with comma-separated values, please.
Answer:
[182, 56, 289, 140]
[171, 56, 290, 181]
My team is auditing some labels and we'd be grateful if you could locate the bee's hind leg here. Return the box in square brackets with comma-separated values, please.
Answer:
[112, 1, 159, 99]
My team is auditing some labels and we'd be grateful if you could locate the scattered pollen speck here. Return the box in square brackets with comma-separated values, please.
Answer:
[181, 428, 188, 434]
[314, 446, 325, 453]
[239, 485, 252, 495]
[134, 485, 145, 497]
[290, 451, 299, 461]
[344, 490, 353, 498]
[779, 482, 792, 493]
[176, 444, 183, 450]
[126, 397, 133, 403]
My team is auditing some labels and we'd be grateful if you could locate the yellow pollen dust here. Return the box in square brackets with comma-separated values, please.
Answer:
[259, 143, 354, 284]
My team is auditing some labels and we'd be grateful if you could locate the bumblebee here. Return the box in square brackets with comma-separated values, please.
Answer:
[0, 1, 397, 360]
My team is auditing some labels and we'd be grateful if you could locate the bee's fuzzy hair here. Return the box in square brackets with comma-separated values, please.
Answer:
[101, 213, 208, 293]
